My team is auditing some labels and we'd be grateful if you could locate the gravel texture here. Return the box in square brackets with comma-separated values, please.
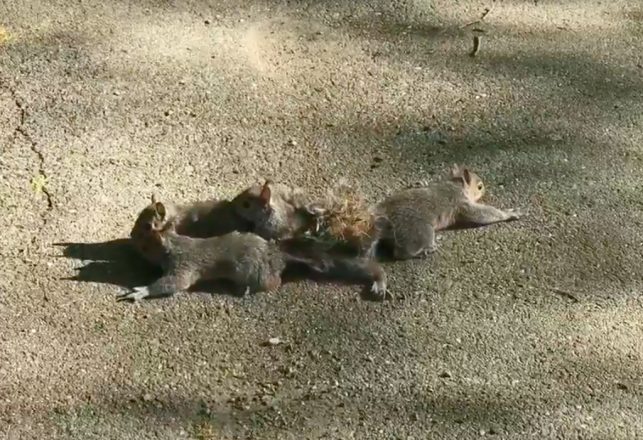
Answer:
[1, 0, 642, 438]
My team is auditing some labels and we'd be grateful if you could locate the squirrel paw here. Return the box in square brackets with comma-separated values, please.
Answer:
[117, 286, 150, 302]
[506, 208, 525, 220]
[413, 245, 438, 259]
[370, 280, 388, 300]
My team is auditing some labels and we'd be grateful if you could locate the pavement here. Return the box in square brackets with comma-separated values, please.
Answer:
[1, 0, 642, 438]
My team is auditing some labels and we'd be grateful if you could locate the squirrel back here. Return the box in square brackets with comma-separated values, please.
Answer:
[160, 229, 285, 286]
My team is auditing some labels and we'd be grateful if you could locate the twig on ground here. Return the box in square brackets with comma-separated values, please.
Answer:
[469, 35, 482, 57]
[550, 287, 580, 303]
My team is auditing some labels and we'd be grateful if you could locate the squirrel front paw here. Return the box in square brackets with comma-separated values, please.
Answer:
[506, 208, 525, 220]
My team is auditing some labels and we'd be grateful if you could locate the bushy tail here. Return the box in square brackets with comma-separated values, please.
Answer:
[315, 180, 374, 248]
[278, 237, 387, 298]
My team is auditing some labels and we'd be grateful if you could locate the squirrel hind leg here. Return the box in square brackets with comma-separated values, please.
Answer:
[392, 225, 436, 260]
[358, 263, 390, 301]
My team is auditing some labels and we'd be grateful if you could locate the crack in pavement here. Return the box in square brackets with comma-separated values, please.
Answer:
[3, 82, 55, 230]
[16, 122, 54, 211]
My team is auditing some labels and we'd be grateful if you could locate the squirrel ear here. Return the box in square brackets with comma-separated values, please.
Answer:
[462, 168, 472, 185]
[259, 180, 272, 205]
[154, 202, 167, 220]
[450, 163, 462, 178]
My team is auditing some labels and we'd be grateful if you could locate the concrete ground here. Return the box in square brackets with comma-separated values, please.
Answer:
[1, 0, 642, 438]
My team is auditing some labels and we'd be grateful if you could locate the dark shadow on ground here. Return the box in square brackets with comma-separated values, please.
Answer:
[44, 307, 643, 436]
[51, 387, 524, 438]
[54, 239, 162, 289]
[55, 238, 134, 262]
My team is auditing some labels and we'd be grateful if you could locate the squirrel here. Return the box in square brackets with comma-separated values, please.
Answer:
[230, 179, 322, 240]
[364, 164, 524, 259]
[119, 201, 388, 301]
[129, 194, 255, 266]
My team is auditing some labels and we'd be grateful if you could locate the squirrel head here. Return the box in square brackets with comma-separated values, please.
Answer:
[232, 179, 274, 222]
[129, 197, 175, 262]
[449, 164, 485, 202]
[130, 197, 175, 240]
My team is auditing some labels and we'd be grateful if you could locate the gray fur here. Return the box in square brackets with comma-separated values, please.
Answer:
[369, 181, 521, 260]
[119, 230, 388, 301]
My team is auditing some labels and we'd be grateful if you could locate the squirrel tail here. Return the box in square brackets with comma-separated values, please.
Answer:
[278, 237, 387, 298]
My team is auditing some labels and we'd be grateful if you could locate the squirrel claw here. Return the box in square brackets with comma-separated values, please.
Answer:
[117, 286, 149, 302]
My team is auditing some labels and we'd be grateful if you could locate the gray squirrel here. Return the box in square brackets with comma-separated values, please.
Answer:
[366, 164, 523, 259]
[120, 201, 388, 301]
